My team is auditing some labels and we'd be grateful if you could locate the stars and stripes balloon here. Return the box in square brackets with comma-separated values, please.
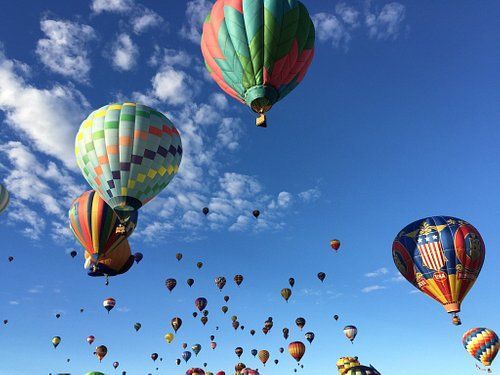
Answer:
[462, 328, 499, 367]
[75, 102, 182, 223]
[103, 298, 116, 313]
[201, 0, 316, 127]
[392, 216, 485, 323]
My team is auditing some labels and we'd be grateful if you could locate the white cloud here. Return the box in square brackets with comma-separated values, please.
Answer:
[277, 192, 293, 207]
[219, 173, 262, 198]
[36, 19, 96, 82]
[117, 306, 131, 313]
[217, 118, 243, 151]
[181, 0, 212, 43]
[229, 215, 252, 232]
[210, 93, 228, 110]
[391, 273, 405, 282]
[28, 285, 44, 294]
[365, 2, 406, 40]
[299, 188, 321, 202]
[0, 50, 89, 169]
[365, 267, 389, 278]
[9, 301, 19, 305]
[335, 3, 360, 27]
[152, 66, 194, 105]
[91, 0, 133, 14]
[109, 33, 139, 71]
[131, 8, 163, 34]
[149, 47, 193, 68]
[312, 12, 351, 48]
[362, 285, 386, 293]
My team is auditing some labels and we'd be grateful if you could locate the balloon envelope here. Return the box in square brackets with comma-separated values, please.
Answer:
[0, 183, 9, 214]
[462, 328, 499, 366]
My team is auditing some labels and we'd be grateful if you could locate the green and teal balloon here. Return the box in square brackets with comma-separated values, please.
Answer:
[201, 0, 315, 127]
[0, 183, 9, 214]
[75, 103, 182, 222]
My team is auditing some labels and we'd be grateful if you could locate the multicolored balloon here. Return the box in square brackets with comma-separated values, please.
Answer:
[295, 317, 306, 330]
[336, 356, 361, 374]
[87, 335, 95, 345]
[215, 276, 226, 290]
[258, 350, 269, 366]
[462, 328, 499, 367]
[192, 344, 201, 356]
[344, 325, 357, 343]
[393, 216, 485, 322]
[103, 297, 116, 313]
[195, 297, 208, 311]
[75, 103, 182, 222]
[201, 0, 316, 127]
[0, 183, 9, 214]
[171, 317, 182, 333]
[165, 278, 177, 292]
[330, 239, 341, 251]
[305, 332, 315, 344]
[288, 341, 306, 362]
[234, 274, 244, 286]
[134, 322, 141, 332]
[186, 368, 205, 375]
[281, 288, 292, 302]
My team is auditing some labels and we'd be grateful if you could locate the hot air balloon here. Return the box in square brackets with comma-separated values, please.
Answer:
[201, 316, 208, 326]
[193, 312, 198, 318]
[250, 329, 256, 336]
[176, 358, 182, 366]
[95, 345, 107, 362]
[289, 278, 295, 288]
[393, 216, 486, 324]
[176, 253, 183, 261]
[197, 262, 203, 269]
[75, 103, 182, 226]
[283, 328, 289, 340]
[85, 372, 105, 375]
[330, 239, 341, 251]
[201, 0, 316, 127]
[192, 344, 202, 356]
[0, 183, 9, 214]
[221, 306, 228, 314]
[215, 276, 226, 290]
[463, 328, 499, 367]
[85, 240, 135, 281]
[344, 365, 381, 375]
[305, 332, 315, 344]
[279, 347, 284, 353]
[252, 210, 260, 218]
[2, 320, 7, 325]
[336, 357, 361, 374]
[70, 250, 77, 258]
[195, 297, 208, 311]
[344, 325, 357, 343]
[216, 372, 225, 375]
[234, 274, 244, 286]
[171, 317, 182, 333]
[203, 310, 209, 317]
[164, 333, 174, 343]
[55, 313, 61, 319]
[281, 288, 292, 302]
[235, 363, 246, 372]
[52, 336, 61, 348]
[134, 252, 143, 263]
[103, 298, 116, 313]
[203, 207, 209, 216]
[317, 272, 326, 282]
[87, 335, 95, 345]
[7, 256, 13, 262]
[113, 362, 119, 369]
[183, 343, 188, 349]
[334, 315, 339, 321]
[151, 353, 158, 361]
[182, 351, 192, 363]
[187, 278, 195, 287]
[251, 349, 258, 357]
[242, 370, 259, 375]
[211, 341, 217, 350]
[134, 322, 142, 332]
[166, 278, 177, 292]
[69, 190, 138, 267]
[295, 317, 306, 330]
[235, 347, 243, 358]
[232, 321, 240, 330]
[186, 369, 205, 375]
[258, 350, 269, 366]
[288, 341, 305, 362]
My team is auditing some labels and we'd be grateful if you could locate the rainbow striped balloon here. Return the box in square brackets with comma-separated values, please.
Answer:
[462, 328, 499, 366]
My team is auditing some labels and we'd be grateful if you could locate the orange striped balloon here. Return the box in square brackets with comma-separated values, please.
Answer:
[288, 341, 306, 362]
[258, 350, 269, 365]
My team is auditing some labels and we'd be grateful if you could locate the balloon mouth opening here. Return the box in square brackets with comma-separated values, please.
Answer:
[245, 85, 279, 122]
[444, 302, 460, 313]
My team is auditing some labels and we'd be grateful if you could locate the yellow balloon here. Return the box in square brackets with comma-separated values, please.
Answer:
[165, 333, 174, 344]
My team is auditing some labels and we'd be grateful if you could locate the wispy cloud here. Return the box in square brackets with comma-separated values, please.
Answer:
[131, 7, 163, 34]
[108, 33, 139, 71]
[91, 0, 133, 14]
[362, 285, 386, 293]
[365, 2, 406, 40]
[180, 0, 212, 43]
[8, 301, 19, 305]
[365, 267, 389, 278]
[36, 19, 96, 83]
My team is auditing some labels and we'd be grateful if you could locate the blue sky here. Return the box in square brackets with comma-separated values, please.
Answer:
[0, 0, 498, 374]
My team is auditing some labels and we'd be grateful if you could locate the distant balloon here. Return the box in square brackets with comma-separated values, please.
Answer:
[235, 363, 246, 372]
[279, 347, 284, 354]
[330, 239, 341, 251]
[55, 313, 61, 319]
[234, 274, 244, 286]
[171, 317, 182, 333]
[182, 351, 192, 363]
[165, 278, 177, 292]
[393, 216, 485, 323]
[197, 262, 203, 269]
[250, 329, 256, 336]
[134, 252, 143, 263]
[52, 336, 61, 349]
[164, 333, 174, 344]
[113, 362, 119, 369]
[192, 344, 202, 356]
[334, 315, 339, 321]
[187, 278, 195, 287]
[186, 368, 205, 375]
[281, 288, 292, 302]
[288, 341, 306, 362]
[182, 343, 188, 349]
[344, 325, 358, 343]
[193, 312, 198, 318]
[252, 210, 260, 218]
[305, 332, 315, 344]
[3, 320, 7, 325]
[251, 349, 258, 357]
[203, 207, 209, 216]
[224, 295, 229, 303]
[258, 350, 269, 366]
[176, 358, 181, 366]
[134, 322, 142, 332]
[295, 317, 306, 330]
[87, 335, 95, 345]
[221, 306, 228, 314]
[232, 321, 240, 330]
[176, 253, 183, 261]
[103, 298, 116, 313]
[195, 297, 208, 312]
[235, 347, 244, 358]
[463, 328, 499, 367]
[70, 250, 77, 258]
[215, 276, 226, 290]
[283, 328, 289, 340]
[8, 256, 13, 262]
[95, 345, 107, 362]
[289, 278, 295, 288]
[211, 341, 217, 350]
[344, 365, 381, 375]
[151, 353, 158, 362]
[201, 316, 208, 326]
[317, 272, 326, 282]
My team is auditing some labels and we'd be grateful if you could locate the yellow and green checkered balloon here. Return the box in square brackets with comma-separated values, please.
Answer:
[75, 103, 182, 221]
